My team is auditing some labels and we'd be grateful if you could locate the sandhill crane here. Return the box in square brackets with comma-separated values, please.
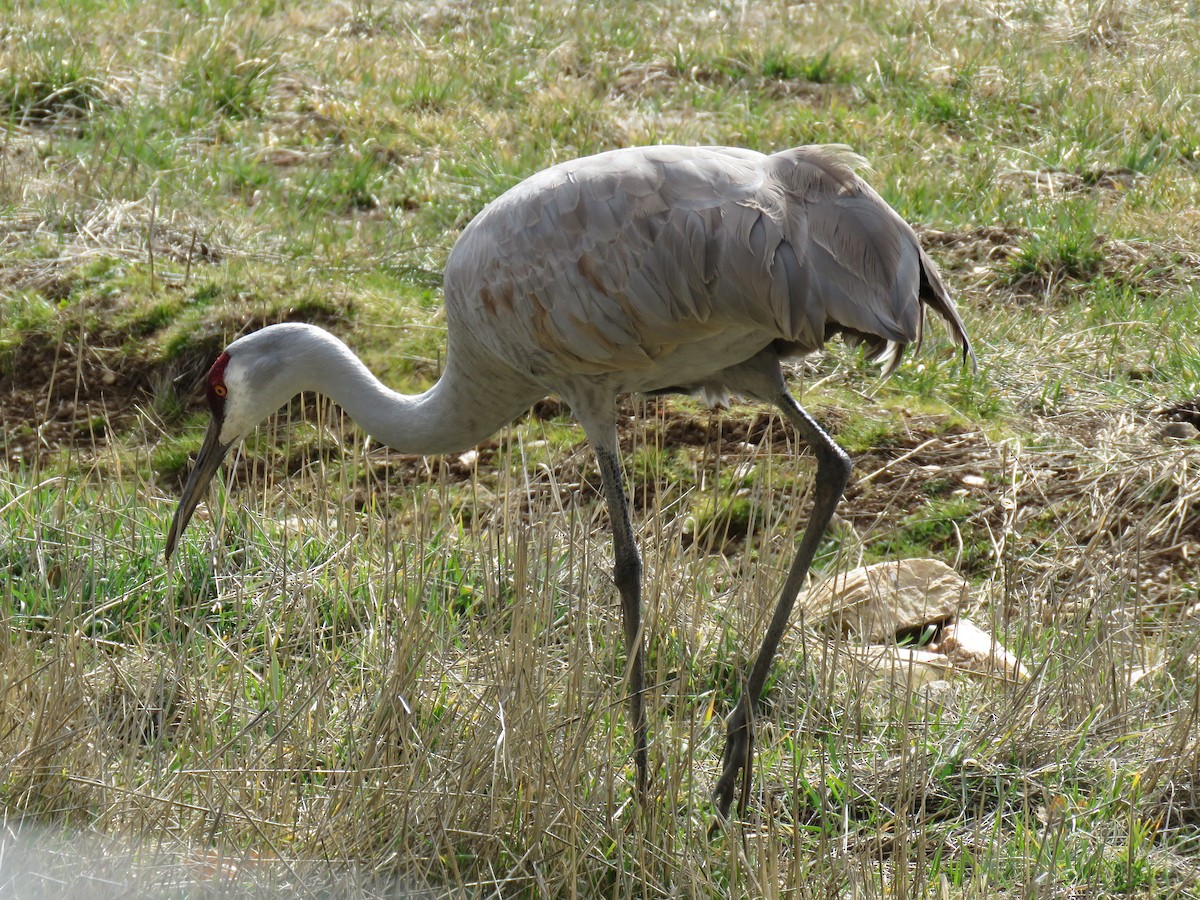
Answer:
[165, 144, 972, 822]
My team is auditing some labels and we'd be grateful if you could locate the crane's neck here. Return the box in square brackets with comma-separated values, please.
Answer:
[297, 331, 542, 456]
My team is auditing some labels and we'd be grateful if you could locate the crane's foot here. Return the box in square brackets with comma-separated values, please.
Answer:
[709, 702, 754, 835]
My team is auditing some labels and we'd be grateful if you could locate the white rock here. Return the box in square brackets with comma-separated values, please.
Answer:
[930, 618, 1030, 682]
[802, 558, 967, 643]
[804, 559, 1030, 686]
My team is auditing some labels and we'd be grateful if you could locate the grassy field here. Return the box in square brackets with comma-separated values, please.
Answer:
[3, 0, 1200, 895]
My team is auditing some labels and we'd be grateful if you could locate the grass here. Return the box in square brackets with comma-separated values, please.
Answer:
[3, 0, 1200, 894]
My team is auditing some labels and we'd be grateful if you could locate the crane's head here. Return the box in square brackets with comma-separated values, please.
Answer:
[165, 326, 312, 560]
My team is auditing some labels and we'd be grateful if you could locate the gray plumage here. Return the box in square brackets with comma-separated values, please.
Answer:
[165, 144, 972, 823]
[452, 145, 966, 387]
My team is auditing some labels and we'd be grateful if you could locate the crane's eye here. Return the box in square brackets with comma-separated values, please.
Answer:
[213, 383, 227, 398]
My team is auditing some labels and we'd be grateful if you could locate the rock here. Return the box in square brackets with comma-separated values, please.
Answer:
[804, 559, 1030, 686]
[802, 558, 967, 643]
[930, 618, 1030, 682]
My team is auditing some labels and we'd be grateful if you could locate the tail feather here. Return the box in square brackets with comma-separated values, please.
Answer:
[917, 245, 975, 372]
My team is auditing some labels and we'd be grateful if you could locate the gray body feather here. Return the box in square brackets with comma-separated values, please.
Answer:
[446, 144, 969, 395]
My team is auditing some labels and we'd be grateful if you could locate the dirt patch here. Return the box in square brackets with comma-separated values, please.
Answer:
[1, 335, 165, 465]
[621, 401, 796, 454]
[921, 223, 1200, 306]
[920, 224, 1027, 268]
[997, 166, 1147, 195]
[1160, 397, 1200, 431]
[1, 274, 354, 466]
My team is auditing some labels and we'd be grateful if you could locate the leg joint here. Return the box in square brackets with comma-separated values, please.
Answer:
[824, 443, 853, 484]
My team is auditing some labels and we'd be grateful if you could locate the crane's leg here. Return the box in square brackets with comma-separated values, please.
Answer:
[592, 439, 650, 797]
[712, 389, 851, 823]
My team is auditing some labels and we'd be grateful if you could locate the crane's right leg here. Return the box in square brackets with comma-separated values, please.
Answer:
[711, 388, 851, 824]
[591, 438, 650, 798]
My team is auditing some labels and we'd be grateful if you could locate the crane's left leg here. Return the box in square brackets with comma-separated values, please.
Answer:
[712, 389, 851, 823]
[591, 438, 650, 798]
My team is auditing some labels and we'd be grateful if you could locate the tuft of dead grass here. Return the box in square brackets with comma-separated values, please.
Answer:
[3, 0, 1200, 893]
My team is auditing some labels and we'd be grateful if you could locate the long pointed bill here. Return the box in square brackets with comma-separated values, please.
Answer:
[165, 418, 233, 560]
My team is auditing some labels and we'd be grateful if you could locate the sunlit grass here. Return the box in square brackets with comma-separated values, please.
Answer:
[4, 0, 1200, 894]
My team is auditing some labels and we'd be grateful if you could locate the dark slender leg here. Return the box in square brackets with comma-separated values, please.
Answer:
[593, 441, 649, 796]
[712, 391, 851, 823]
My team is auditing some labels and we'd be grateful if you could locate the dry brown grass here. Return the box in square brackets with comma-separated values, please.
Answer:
[4, 0, 1200, 894]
